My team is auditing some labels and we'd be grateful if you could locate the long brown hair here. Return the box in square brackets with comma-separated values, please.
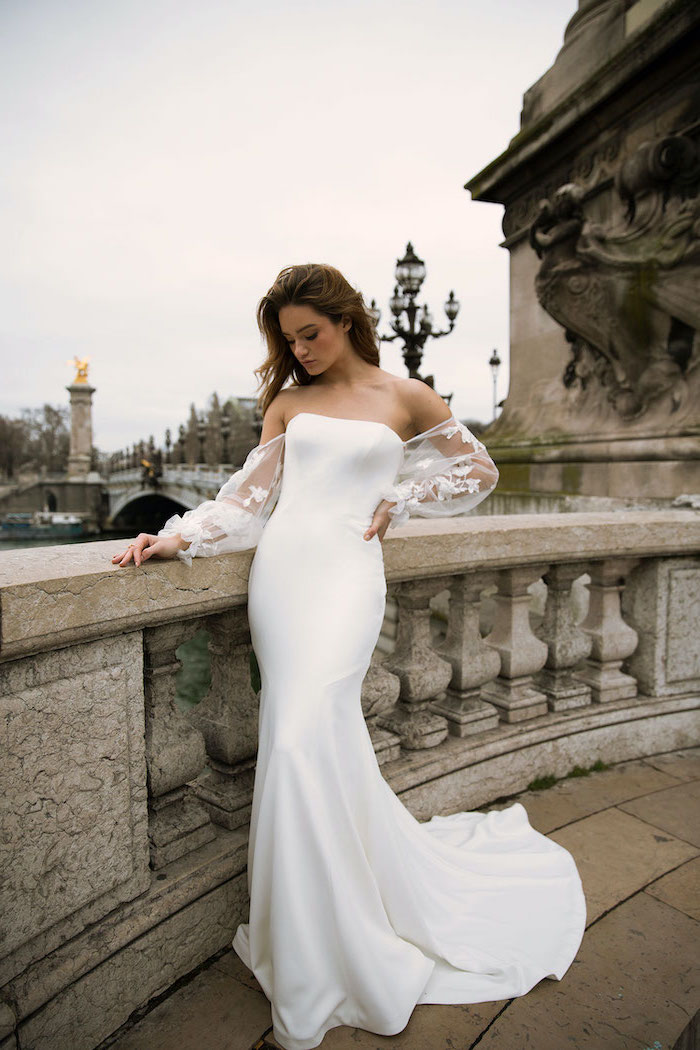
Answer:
[253, 263, 380, 416]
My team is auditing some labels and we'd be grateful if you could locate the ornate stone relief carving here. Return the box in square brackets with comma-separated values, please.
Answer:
[530, 134, 700, 420]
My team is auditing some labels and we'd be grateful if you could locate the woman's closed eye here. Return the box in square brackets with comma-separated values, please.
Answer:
[289, 333, 317, 344]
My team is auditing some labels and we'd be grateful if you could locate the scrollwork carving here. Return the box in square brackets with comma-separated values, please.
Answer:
[530, 134, 700, 420]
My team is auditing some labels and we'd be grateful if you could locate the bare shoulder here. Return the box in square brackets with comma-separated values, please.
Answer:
[396, 377, 453, 436]
[259, 389, 295, 443]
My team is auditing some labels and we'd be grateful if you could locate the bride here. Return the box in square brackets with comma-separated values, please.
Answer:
[112, 264, 586, 1050]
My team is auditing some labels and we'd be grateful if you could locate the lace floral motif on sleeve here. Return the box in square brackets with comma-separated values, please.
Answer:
[157, 431, 285, 566]
[379, 416, 499, 528]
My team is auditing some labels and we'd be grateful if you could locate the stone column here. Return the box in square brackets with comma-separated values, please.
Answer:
[534, 562, 593, 710]
[575, 558, 640, 702]
[187, 608, 263, 830]
[361, 657, 402, 765]
[66, 381, 96, 478]
[143, 622, 215, 869]
[430, 571, 501, 736]
[481, 565, 550, 722]
[377, 576, 453, 749]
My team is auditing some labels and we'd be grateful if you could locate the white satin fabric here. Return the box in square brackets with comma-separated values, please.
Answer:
[228, 413, 586, 1050]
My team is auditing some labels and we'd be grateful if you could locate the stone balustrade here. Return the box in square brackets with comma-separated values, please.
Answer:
[1, 510, 699, 1050]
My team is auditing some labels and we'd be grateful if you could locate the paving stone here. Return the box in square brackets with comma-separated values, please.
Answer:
[617, 779, 700, 847]
[642, 747, 700, 782]
[213, 947, 267, 996]
[547, 807, 698, 922]
[488, 758, 681, 834]
[645, 857, 700, 922]
[475, 890, 699, 1050]
[106, 963, 271, 1050]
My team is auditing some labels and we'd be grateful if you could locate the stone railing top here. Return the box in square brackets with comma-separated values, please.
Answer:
[1, 510, 699, 662]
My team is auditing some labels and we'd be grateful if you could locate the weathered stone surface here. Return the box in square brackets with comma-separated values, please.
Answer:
[0, 633, 150, 982]
[475, 891, 699, 1050]
[617, 779, 700, 847]
[17, 871, 249, 1050]
[0, 1002, 16, 1042]
[643, 746, 700, 781]
[466, 0, 700, 499]
[2, 514, 700, 658]
[624, 557, 700, 697]
[394, 696, 699, 821]
[488, 756, 683, 833]
[548, 806, 698, 923]
[645, 856, 700, 922]
[105, 963, 271, 1050]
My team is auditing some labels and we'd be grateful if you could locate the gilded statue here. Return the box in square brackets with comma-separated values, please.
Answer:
[67, 356, 91, 384]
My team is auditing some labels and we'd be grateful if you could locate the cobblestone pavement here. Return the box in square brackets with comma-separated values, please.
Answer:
[103, 747, 700, 1050]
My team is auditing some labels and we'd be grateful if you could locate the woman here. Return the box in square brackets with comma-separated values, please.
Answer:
[112, 264, 586, 1050]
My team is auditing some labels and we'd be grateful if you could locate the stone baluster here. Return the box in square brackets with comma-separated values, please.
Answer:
[377, 576, 453, 749]
[574, 558, 639, 702]
[481, 565, 550, 722]
[534, 562, 593, 710]
[429, 570, 501, 736]
[143, 622, 216, 869]
[361, 656, 402, 765]
[186, 608, 262, 830]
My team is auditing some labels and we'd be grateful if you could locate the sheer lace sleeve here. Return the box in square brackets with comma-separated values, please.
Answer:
[157, 431, 285, 566]
[379, 416, 499, 529]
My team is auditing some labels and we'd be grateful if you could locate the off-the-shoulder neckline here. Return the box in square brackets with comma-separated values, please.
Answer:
[285, 411, 458, 447]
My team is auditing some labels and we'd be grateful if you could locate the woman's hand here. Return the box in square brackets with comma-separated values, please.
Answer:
[364, 501, 395, 543]
[110, 532, 188, 567]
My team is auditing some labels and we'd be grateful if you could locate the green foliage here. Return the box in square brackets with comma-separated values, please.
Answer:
[526, 758, 609, 792]
[527, 773, 558, 791]
[175, 628, 212, 711]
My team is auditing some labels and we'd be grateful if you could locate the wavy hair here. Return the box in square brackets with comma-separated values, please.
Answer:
[253, 263, 380, 417]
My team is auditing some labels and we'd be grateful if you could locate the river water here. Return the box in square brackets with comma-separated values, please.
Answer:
[0, 531, 135, 553]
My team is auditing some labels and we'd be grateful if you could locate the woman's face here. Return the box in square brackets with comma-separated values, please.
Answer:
[278, 304, 351, 375]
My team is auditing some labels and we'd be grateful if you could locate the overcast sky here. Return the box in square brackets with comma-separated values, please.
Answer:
[1, 0, 577, 453]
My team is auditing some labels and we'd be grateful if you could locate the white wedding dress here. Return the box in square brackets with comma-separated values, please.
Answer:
[159, 411, 587, 1050]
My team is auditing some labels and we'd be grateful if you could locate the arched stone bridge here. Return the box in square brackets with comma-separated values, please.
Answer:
[105, 465, 232, 525]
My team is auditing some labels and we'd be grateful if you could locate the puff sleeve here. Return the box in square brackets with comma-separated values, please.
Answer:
[379, 417, 499, 528]
[157, 431, 285, 565]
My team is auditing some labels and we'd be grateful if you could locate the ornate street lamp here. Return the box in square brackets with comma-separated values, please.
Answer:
[371, 242, 460, 390]
[489, 348, 501, 421]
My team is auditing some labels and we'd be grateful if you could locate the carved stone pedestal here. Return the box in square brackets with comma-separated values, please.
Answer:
[148, 787, 217, 869]
[143, 623, 215, 870]
[191, 758, 256, 831]
[575, 558, 639, 702]
[362, 659, 402, 764]
[481, 566, 550, 722]
[430, 691, 500, 736]
[535, 562, 592, 710]
[430, 571, 501, 736]
[378, 577, 452, 749]
[187, 609, 262, 830]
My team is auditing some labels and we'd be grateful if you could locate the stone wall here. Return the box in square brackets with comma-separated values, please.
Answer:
[1, 511, 699, 1049]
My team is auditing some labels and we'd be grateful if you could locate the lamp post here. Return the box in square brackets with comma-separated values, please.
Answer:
[371, 242, 460, 392]
[489, 348, 501, 421]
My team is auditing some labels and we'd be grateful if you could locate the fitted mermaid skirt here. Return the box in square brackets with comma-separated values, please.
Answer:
[231, 413, 586, 1050]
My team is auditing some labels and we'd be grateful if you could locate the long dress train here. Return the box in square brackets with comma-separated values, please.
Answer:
[159, 411, 586, 1050]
